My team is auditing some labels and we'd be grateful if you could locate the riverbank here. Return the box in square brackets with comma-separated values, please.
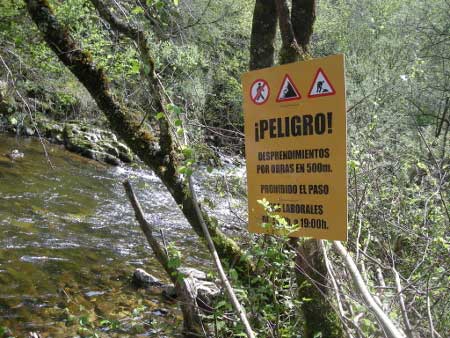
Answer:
[0, 111, 243, 170]
[1, 112, 135, 166]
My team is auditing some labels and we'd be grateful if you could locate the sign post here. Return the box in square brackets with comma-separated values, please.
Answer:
[242, 54, 347, 241]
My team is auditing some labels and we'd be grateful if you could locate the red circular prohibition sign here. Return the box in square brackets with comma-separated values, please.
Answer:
[250, 79, 270, 105]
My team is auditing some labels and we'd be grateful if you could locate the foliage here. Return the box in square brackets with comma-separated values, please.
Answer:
[210, 221, 302, 337]
[312, 0, 450, 335]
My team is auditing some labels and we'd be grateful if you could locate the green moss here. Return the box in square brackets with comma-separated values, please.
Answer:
[298, 279, 342, 338]
[295, 239, 343, 337]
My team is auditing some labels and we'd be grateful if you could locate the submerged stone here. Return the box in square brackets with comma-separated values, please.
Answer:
[5, 149, 24, 160]
[132, 268, 163, 287]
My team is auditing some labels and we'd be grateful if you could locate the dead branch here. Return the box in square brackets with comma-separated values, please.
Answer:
[123, 180, 206, 337]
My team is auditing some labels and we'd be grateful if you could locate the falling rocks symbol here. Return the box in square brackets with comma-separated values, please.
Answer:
[276, 75, 301, 102]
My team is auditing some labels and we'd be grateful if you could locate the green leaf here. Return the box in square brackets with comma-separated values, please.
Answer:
[176, 127, 184, 136]
[155, 112, 165, 120]
[131, 6, 145, 15]
[173, 105, 182, 116]
[166, 103, 175, 112]
[130, 59, 140, 74]
[348, 160, 360, 171]
[156, 1, 165, 9]
[181, 147, 193, 159]
[143, 64, 151, 75]
[8, 116, 17, 126]
[207, 165, 213, 173]
[174, 119, 182, 127]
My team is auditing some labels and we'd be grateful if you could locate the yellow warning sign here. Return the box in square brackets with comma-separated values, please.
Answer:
[242, 54, 347, 240]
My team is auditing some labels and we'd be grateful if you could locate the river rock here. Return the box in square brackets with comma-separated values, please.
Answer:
[132, 267, 220, 310]
[161, 284, 178, 299]
[5, 149, 24, 160]
[0, 81, 15, 116]
[40, 121, 64, 144]
[177, 267, 208, 280]
[195, 279, 220, 308]
[132, 268, 162, 287]
[63, 123, 134, 165]
[24, 126, 35, 136]
[161, 278, 220, 307]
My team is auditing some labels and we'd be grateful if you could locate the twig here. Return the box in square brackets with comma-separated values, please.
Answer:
[320, 240, 359, 338]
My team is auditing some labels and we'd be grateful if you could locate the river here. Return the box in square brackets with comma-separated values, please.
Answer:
[0, 134, 246, 337]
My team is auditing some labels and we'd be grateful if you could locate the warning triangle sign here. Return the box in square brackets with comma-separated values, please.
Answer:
[276, 74, 301, 102]
[308, 68, 336, 98]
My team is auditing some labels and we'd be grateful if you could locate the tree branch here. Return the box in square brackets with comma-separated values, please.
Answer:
[123, 180, 206, 337]
[393, 267, 414, 338]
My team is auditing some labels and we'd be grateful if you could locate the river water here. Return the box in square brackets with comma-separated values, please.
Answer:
[0, 134, 246, 337]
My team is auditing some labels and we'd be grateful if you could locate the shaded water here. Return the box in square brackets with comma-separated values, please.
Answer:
[0, 134, 245, 336]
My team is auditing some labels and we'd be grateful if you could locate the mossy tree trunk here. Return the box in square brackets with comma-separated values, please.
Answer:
[295, 240, 343, 338]
[250, 0, 278, 70]
[291, 0, 316, 53]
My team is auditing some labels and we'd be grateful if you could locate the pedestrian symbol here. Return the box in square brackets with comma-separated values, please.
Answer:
[276, 74, 301, 102]
[308, 68, 336, 98]
[250, 79, 270, 105]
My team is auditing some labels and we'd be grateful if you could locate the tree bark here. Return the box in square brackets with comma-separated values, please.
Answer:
[295, 239, 343, 338]
[275, 0, 299, 64]
[291, 0, 316, 53]
[249, 0, 277, 70]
